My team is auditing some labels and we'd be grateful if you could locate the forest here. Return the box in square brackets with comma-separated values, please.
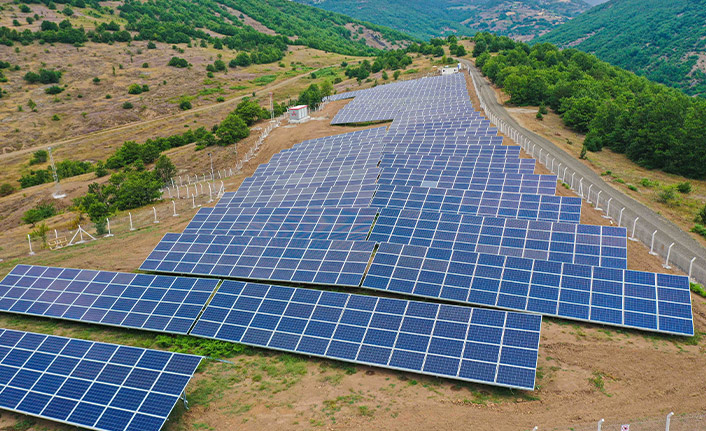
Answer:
[0, 0, 414, 57]
[474, 32, 706, 179]
[536, 0, 706, 97]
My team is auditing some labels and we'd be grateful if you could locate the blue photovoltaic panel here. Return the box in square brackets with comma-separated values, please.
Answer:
[369, 208, 627, 269]
[0, 328, 201, 431]
[190, 280, 541, 390]
[183, 206, 378, 241]
[381, 158, 536, 175]
[371, 184, 582, 224]
[142, 234, 375, 287]
[0, 266, 219, 335]
[363, 242, 693, 336]
[237, 169, 378, 192]
[216, 184, 377, 209]
[378, 170, 557, 195]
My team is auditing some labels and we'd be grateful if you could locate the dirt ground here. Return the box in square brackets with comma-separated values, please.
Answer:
[0, 70, 704, 431]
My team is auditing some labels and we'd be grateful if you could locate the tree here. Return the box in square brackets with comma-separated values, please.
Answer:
[216, 111, 250, 145]
[319, 80, 333, 98]
[179, 99, 192, 110]
[29, 150, 48, 165]
[393, 70, 401, 80]
[154, 155, 176, 184]
[232, 52, 251, 67]
[167, 57, 190, 68]
[297, 84, 321, 109]
[22, 203, 57, 225]
[0, 183, 14, 197]
[235, 99, 266, 126]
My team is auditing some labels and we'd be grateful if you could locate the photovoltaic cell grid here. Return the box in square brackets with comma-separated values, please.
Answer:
[0, 265, 219, 335]
[363, 243, 693, 336]
[190, 280, 541, 390]
[380, 146, 521, 160]
[371, 184, 582, 224]
[378, 170, 557, 195]
[238, 169, 378, 192]
[216, 184, 377, 209]
[0, 329, 201, 431]
[382, 137, 504, 149]
[183, 206, 378, 241]
[369, 208, 627, 269]
[381, 158, 536, 174]
[141, 234, 375, 287]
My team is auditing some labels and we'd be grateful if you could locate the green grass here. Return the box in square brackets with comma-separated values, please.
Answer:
[589, 372, 612, 396]
[251, 75, 277, 86]
[691, 282, 706, 297]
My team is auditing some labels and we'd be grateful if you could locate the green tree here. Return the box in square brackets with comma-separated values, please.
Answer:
[22, 203, 57, 225]
[154, 155, 176, 184]
[216, 111, 250, 145]
[29, 150, 48, 165]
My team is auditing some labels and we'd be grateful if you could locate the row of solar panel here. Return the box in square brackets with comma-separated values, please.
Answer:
[0, 266, 541, 391]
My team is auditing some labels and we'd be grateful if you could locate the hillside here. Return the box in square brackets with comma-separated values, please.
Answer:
[293, 0, 592, 41]
[536, 0, 706, 97]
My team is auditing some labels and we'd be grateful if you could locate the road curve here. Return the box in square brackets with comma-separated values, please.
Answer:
[461, 58, 706, 285]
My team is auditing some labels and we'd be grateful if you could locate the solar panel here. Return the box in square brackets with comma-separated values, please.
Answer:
[369, 208, 627, 269]
[141, 234, 375, 287]
[381, 158, 536, 175]
[238, 169, 378, 192]
[183, 206, 378, 241]
[378, 170, 557, 195]
[363, 243, 693, 336]
[371, 184, 582, 224]
[190, 280, 541, 390]
[216, 184, 377, 209]
[380, 148, 521, 163]
[0, 265, 219, 335]
[0, 328, 201, 431]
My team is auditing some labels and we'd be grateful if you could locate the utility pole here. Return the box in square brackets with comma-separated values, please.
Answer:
[48, 147, 66, 199]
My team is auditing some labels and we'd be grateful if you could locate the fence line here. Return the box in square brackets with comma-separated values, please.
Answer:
[467, 67, 706, 286]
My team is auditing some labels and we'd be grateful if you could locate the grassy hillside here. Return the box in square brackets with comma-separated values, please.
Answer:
[294, 0, 591, 40]
[0, 0, 414, 55]
[536, 0, 706, 97]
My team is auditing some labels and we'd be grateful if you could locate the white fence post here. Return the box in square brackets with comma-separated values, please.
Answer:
[602, 198, 612, 219]
[28, 234, 35, 256]
[689, 258, 696, 281]
[172, 200, 178, 217]
[663, 243, 675, 269]
[153, 207, 159, 224]
[106, 218, 114, 237]
[630, 217, 639, 241]
[129, 213, 135, 231]
[597, 418, 604, 431]
[649, 230, 658, 255]
[618, 208, 625, 227]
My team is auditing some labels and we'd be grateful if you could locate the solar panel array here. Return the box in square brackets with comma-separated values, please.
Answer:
[1, 71, 693, 429]
[190, 280, 541, 390]
[0, 328, 201, 431]
[363, 243, 692, 336]
[141, 234, 375, 287]
[369, 208, 627, 269]
[0, 266, 219, 335]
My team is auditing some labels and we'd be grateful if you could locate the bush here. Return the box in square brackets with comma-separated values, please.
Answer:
[640, 178, 659, 188]
[24, 69, 62, 84]
[127, 84, 143, 94]
[18, 169, 52, 188]
[29, 150, 48, 165]
[676, 182, 692, 194]
[51, 114, 60, 121]
[167, 57, 190, 68]
[656, 187, 679, 206]
[45, 85, 64, 95]
[142, 62, 149, 68]
[179, 99, 192, 110]
[692, 224, 706, 239]
[147, 41, 156, 49]
[628, 185, 638, 191]
[0, 183, 14, 197]
[122, 102, 133, 109]
[22, 203, 57, 225]
[691, 282, 706, 297]
[216, 111, 249, 145]
[695, 204, 706, 225]
[94, 161, 108, 178]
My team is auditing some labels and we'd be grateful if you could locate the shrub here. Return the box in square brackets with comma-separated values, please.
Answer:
[142, 62, 149, 68]
[29, 150, 48, 165]
[45, 85, 64, 95]
[105, 94, 111, 99]
[215, 111, 249, 145]
[692, 224, 706, 239]
[93, 77, 100, 84]
[695, 204, 706, 225]
[147, 41, 156, 49]
[24, 69, 62, 84]
[19, 169, 52, 188]
[640, 178, 659, 188]
[691, 282, 706, 297]
[656, 187, 679, 206]
[676, 182, 692, 194]
[154, 155, 176, 184]
[127, 83, 143, 94]
[22, 203, 57, 225]
[179, 99, 192, 110]
[122, 101, 133, 109]
[628, 185, 638, 191]
[51, 114, 60, 121]
[94, 161, 108, 178]
[216, 96, 225, 102]
[0, 183, 14, 197]
[167, 57, 190, 68]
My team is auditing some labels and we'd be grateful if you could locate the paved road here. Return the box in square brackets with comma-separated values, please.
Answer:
[461, 58, 706, 285]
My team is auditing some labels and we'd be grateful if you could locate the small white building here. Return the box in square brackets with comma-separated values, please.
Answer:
[441, 66, 460, 76]
[288, 105, 310, 123]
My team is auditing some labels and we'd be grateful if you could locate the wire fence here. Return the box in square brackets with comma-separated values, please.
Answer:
[0, 114, 289, 264]
[467, 66, 706, 286]
[533, 411, 706, 431]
